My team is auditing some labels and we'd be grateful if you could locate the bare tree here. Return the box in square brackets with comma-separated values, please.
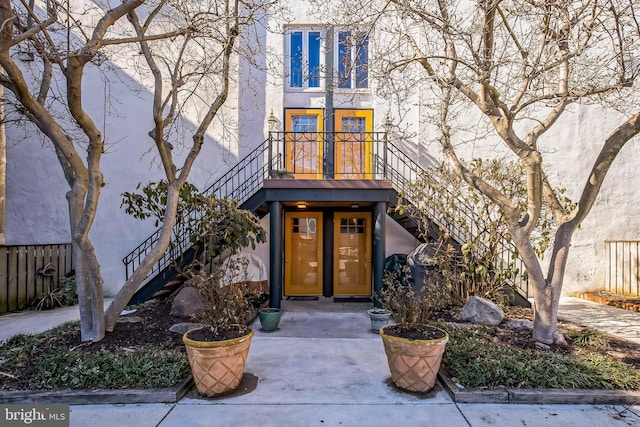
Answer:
[332, 0, 640, 344]
[103, 0, 279, 331]
[0, 0, 252, 341]
[1, 0, 148, 341]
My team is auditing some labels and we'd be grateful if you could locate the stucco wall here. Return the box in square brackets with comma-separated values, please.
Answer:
[6, 25, 243, 297]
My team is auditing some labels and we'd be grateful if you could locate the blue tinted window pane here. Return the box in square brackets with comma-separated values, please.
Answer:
[338, 32, 351, 89]
[292, 116, 318, 132]
[290, 32, 303, 87]
[308, 32, 321, 88]
[355, 35, 368, 88]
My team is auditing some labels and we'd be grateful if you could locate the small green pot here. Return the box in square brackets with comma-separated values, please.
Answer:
[258, 308, 282, 332]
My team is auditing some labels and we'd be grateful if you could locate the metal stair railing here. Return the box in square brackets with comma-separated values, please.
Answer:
[122, 139, 272, 283]
[382, 141, 530, 299]
[123, 133, 529, 299]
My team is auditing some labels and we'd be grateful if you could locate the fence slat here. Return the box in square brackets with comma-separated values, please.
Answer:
[605, 240, 640, 297]
[65, 244, 72, 276]
[0, 247, 7, 313]
[0, 243, 73, 314]
[16, 246, 27, 310]
[26, 246, 36, 304]
[7, 247, 18, 311]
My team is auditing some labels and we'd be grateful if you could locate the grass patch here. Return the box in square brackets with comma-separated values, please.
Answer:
[31, 346, 188, 389]
[440, 323, 640, 390]
[0, 320, 189, 391]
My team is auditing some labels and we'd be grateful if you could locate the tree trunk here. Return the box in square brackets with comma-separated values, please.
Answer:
[531, 221, 575, 345]
[73, 243, 105, 342]
[0, 72, 5, 245]
[104, 184, 181, 331]
[507, 224, 566, 345]
[68, 187, 105, 342]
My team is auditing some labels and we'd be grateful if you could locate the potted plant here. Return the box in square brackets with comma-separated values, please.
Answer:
[122, 183, 268, 397]
[182, 264, 256, 397]
[366, 307, 392, 334]
[378, 271, 452, 393]
[258, 307, 282, 332]
[174, 194, 266, 397]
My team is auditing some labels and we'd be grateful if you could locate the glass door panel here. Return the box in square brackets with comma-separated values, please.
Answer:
[285, 212, 323, 295]
[334, 109, 373, 179]
[333, 212, 371, 296]
[285, 109, 324, 179]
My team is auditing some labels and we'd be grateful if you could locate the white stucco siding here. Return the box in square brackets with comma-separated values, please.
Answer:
[385, 215, 419, 256]
[5, 134, 70, 246]
[543, 105, 640, 294]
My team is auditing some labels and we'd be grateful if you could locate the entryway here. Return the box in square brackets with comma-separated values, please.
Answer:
[284, 211, 372, 297]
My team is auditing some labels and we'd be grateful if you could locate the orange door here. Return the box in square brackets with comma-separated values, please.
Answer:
[334, 109, 373, 179]
[285, 109, 324, 179]
[333, 212, 371, 296]
[285, 212, 323, 295]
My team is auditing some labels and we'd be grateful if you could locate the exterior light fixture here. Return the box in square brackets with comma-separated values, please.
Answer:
[383, 115, 393, 134]
[297, 203, 307, 209]
[351, 204, 359, 209]
[268, 109, 278, 131]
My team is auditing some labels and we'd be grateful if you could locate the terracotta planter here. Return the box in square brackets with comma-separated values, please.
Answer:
[183, 326, 254, 397]
[379, 324, 448, 393]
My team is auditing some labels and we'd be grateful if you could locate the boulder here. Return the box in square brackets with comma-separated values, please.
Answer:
[170, 286, 205, 318]
[460, 296, 504, 325]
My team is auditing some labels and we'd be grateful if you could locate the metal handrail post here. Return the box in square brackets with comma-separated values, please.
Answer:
[383, 131, 388, 179]
[268, 131, 273, 177]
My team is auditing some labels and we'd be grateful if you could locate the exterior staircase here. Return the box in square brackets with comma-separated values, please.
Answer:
[123, 133, 530, 305]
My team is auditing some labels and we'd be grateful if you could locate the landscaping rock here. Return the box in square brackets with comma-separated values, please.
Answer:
[170, 286, 205, 317]
[169, 323, 204, 335]
[116, 315, 143, 324]
[460, 296, 504, 325]
[507, 319, 533, 330]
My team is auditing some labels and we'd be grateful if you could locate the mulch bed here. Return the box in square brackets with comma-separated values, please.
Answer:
[575, 291, 640, 312]
[0, 293, 268, 391]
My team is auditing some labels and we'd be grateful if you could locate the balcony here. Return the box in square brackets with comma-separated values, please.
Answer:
[266, 131, 392, 181]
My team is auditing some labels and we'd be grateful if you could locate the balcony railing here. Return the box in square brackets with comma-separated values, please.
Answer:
[267, 131, 391, 180]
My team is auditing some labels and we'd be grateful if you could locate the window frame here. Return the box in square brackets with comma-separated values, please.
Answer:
[285, 27, 325, 92]
[334, 29, 369, 91]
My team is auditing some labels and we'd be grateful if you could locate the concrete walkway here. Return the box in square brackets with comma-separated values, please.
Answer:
[1, 297, 639, 426]
[558, 296, 640, 344]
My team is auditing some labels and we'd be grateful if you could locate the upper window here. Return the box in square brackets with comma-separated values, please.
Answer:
[336, 30, 368, 90]
[287, 29, 323, 90]
[285, 27, 369, 91]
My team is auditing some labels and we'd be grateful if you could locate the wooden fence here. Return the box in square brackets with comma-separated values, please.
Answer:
[605, 240, 640, 297]
[0, 243, 73, 314]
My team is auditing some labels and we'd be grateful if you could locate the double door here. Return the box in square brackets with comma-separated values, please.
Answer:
[284, 212, 371, 296]
[284, 109, 373, 179]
